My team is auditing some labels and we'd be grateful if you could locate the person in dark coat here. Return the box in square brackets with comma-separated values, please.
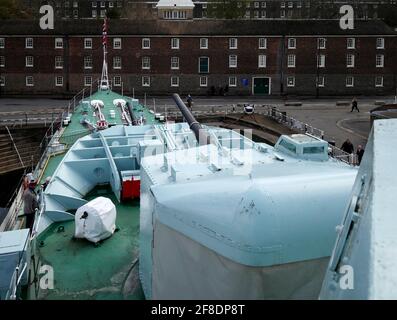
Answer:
[356, 145, 365, 165]
[341, 139, 354, 154]
[23, 177, 39, 232]
[350, 97, 360, 112]
[186, 94, 193, 110]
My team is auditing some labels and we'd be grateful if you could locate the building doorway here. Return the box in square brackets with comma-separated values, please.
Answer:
[252, 77, 271, 95]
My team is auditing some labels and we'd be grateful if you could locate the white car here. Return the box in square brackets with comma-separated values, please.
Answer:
[244, 104, 255, 114]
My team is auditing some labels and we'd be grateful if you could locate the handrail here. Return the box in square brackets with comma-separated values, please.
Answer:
[5, 126, 25, 167]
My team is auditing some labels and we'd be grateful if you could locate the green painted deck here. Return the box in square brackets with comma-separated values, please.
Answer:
[35, 186, 144, 300]
[25, 89, 159, 300]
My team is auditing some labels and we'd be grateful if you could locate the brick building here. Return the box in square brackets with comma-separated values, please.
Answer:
[0, 19, 396, 97]
[25, 0, 397, 20]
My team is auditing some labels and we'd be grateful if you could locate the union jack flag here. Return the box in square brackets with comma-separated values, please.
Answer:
[102, 18, 108, 46]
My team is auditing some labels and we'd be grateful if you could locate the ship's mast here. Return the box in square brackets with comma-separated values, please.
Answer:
[100, 17, 110, 90]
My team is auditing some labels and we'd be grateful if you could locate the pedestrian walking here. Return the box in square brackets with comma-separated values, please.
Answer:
[341, 139, 354, 154]
[187, 94, 193, 110]
[350, 97, 360, 112]
[356, 145, 365, 165]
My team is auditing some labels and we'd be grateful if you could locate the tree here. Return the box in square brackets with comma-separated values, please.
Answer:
[207, 0, 250, 19]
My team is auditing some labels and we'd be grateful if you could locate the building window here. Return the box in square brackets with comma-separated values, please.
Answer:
[26, 76, 34, 86]
[318, 38, 326, 49]
[26, 56, 34, 67]
[376, 38, 385, 49]
[346, 76, 354, 87]
[109, 1, 114, 8]
[229, 76, 237, 87]
[171, 38, 180, 49]
[317, 54, 326, 68]
[229, 55, 237, 68]
[142, 38, 150, 49]
[100, 10, 106, 17]
[142, 56, 150, 69]
[259, 38, 267, 49]
[347, 54, 355, 68]
[288, 38, 296, 49]
[117, 1, 122, 8]
[113, 56, 122, 69]
[113, 38, 122, 49]
[25, 38, 33, 49]
[200, 76, 208, 87]
[376, 54, 384, 68]
[287, 54, 295, 68]
[258, 55, 266, 68]
[92, 10, 97, 18]
[55, 38, 63, 49]
[287, 76, 295, 87]
[65, 1, 70, 7]
[347, 38, 355, 49]
[55, 76, 63, 86]
[84, 56, 92, 69]
[0, 76, 4, 87]
[92, 1, 97, 7]
[0, 38, 4, 49]
[317, 76, 325, 87]
[261, 1, 267, 8]
[84, 38, 92, 49]
[171, 76, 179, 87]
[280, 9, 285, 18]
[229, 38, 238, 49]
[0, 56, 4, 67]
[55, 56, 63, 69]
[100, 1, 105, 8]
[142, 76, 150, 87]
[200, 38, 208, 49]
[375, 76, 383, 87]
[199, 57, 209, 73]
[171, 57, 179, 69]
[113, 76, 121, 87]
[84, 76, 92, 86]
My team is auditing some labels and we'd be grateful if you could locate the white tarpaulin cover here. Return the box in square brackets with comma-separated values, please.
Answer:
[74, 197, 116, 243]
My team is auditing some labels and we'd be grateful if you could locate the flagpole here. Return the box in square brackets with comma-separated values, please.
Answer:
[100, 17, 109, 91]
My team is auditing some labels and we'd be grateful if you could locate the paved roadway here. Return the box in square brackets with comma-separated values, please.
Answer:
[1, 95, 395, 150]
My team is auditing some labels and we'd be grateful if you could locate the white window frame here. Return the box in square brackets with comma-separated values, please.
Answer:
[258, 54, 266, 68]
[347, 38, 355, 49]
[346, 54, 355, 68]
[318, 38, 326, 49]
[25, 38, 33, 49]
[113, 56, 122, 69]
[346, 76, 354, 87]
[287, 76, 295, 87]
[113, 75, 122, 87]
[317, 54, 326, 68]
[109, 1, 114, 8]
[0, 56, 4, 67]
[55, 76, 63, 86]
[375, 76, 384, 87]
[55, 38, 63, 49]
[113, 38, 122, 50]
[92, 1, 96, 7]
[142, 76, 150, 87]
[142, 56, 150, 70]
[84, 76, 92, 86]
[84, 56, 93, 69]
[287, 54, 295, 68]
[55, 56, 63, 69]
[376, 54, 384, 68]
[200, 38, 208, 49]
[171, 76, 179, 87]
[0, 75, 4, 87]
[25, 76, 34, 86]
[171, 38, 180, 49]
[92, 10, 97, 18]
[200, 76, 208, 87]
[316, 76, 325, 87]
[25, 56, 34, 67]
[0, 38, 4, 49]
[259, 37, 267, 49]
[229, 76, 237, 87]
[142, 38, 150, 49]
[288, 38, 296, 49]
[229, 55, 237, 68]
[199, 56, 209, 73]
[171, 56, 179, 70]
[376, 37, 384, 49]
[229, 38, 238, 49]
[84, 38, 92, 49]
